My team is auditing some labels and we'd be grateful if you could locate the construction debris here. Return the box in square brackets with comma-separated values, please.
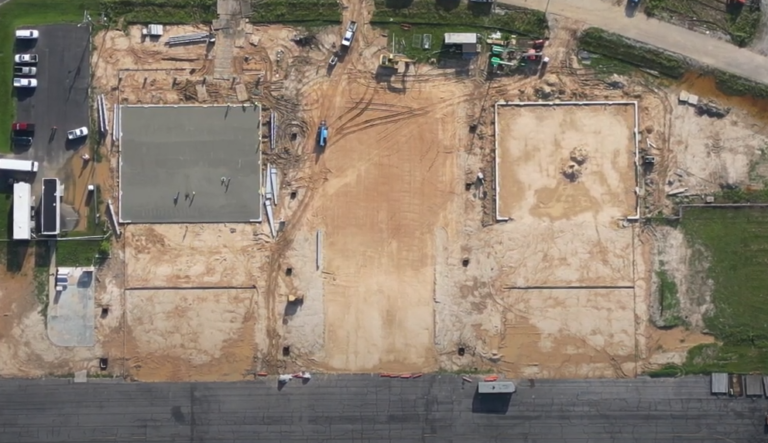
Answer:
[696, 101, 731, 118]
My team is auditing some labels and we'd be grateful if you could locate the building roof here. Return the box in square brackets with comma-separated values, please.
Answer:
[461, 43, 479, 53]
[42, 178, 60, 235]
[444, 33, 477, 45]
[13, 182, 31, 240]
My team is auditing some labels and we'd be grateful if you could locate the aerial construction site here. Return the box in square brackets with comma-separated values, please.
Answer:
[3, 0, 768, 383]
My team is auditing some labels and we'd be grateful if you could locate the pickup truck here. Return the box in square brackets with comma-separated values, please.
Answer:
[14, 54, 38, 64]
[13, 78, 37, 88]
[12, 122, 35, 133]
[341, 21, 357, 48]
[14, 66, 36, 76]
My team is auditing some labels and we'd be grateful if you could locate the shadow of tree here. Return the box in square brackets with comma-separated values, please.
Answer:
[436, 0, 461, 11]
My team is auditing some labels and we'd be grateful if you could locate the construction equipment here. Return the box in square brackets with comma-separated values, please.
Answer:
[490, 57, 518, 69]
[379, 53, 414, 73]
[341, 21, 358, 50]
[317, 120, 328, 148]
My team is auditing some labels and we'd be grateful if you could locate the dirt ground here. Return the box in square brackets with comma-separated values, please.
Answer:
[125, 224, 270, 288]
[123, 289, 268, 381]
[6, 7, 767, 380]
[497, 105, 636, 287]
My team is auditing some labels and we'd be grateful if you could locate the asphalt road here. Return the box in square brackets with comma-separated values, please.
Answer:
[499, 0, 768, 86]
[13, 24, 90, 180]
[1, 375, 768, 442]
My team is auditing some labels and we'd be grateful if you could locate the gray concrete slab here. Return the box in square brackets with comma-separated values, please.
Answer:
[13, 24, 91, 185]
[1, 376, 768, 442]
[119, 105, 261, 223]
[46, 267, 95, 346]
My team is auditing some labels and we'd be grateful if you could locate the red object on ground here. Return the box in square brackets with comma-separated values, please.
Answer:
[483, 375, 499, 382]
[256, 372, 268, 377]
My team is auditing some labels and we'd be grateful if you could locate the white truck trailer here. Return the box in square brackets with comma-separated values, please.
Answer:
[0, 158, 39, 172]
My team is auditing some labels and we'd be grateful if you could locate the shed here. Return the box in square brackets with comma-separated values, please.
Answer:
[478, 381, 516, 394]
[745, 375, 763, 397]
[444, 33, 477, 45]
[711, 373, 728, 394]
[13, 182, 31, 240]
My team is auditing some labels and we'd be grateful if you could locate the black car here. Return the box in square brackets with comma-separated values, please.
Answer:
[11, 136, 33, 147]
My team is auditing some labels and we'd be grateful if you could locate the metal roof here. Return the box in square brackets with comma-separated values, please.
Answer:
[711, 373, 728, 394]
[41, 178, 60, 235]
[478, 381, 516, 394]
[444, 33, 477, 45]
[13, 182, 31, 240]
[745, 375, 762, 397]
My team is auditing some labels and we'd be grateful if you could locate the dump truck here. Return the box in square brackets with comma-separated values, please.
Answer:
[317, 120, 328, 148]
[341, 21, 357, 50]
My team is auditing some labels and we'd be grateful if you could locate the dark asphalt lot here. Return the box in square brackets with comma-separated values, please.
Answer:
[1, 375, 768, 442]
[13, 24, 90, 178]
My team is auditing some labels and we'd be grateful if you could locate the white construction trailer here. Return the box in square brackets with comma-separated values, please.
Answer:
[0, 158, 38, 172]
[13, 182, 32, 240]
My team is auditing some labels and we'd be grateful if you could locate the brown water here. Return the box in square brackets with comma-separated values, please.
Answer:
[677, 72, 768, 123]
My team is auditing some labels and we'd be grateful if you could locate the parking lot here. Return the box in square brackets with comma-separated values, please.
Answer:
[13, 24, 90, 178]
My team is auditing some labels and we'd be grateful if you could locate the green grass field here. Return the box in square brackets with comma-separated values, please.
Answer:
[675, 207, 768, 373]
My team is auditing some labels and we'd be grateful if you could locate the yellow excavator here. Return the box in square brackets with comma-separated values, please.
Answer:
[379, 53, 415, 73]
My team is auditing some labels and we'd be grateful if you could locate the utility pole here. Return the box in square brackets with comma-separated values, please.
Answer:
[544, 0, 552, 16]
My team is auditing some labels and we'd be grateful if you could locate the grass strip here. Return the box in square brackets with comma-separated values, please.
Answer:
[101, 0, 217, 24]
[371, 0, 547, 37]
[251, 0, 342, 23]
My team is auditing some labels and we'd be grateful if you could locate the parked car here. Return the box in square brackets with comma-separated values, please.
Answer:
[14, 54, 38, 64]
[15, 29, 39, 39]
[14, 66, 36, 76]
[12, 122, 35, 132]
[13, 78, 37, 88]
[67, 126, 88, 140]
[11, 136, 33, 147]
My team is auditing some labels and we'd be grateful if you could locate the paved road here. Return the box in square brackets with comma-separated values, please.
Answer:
[499, 0, 768, 85]
[1, 375, 768, 442]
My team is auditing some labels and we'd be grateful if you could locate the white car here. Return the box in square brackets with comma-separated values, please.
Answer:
[13, 78, 37, 88]
[14, 54, 38, 64]
[15, 29, 39, 39]
[67, 127, 88, 140]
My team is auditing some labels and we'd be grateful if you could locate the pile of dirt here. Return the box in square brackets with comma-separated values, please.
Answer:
[570, 146, 589, 164]
[561, 161, 583, 181]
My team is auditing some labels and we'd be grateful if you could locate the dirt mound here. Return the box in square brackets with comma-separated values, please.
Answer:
[561, 161, 583, 182]
[570, 145, 589, 165]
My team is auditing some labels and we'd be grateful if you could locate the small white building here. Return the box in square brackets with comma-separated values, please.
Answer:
[13, 182, 32, 240]
[444, 33, 480, 57]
